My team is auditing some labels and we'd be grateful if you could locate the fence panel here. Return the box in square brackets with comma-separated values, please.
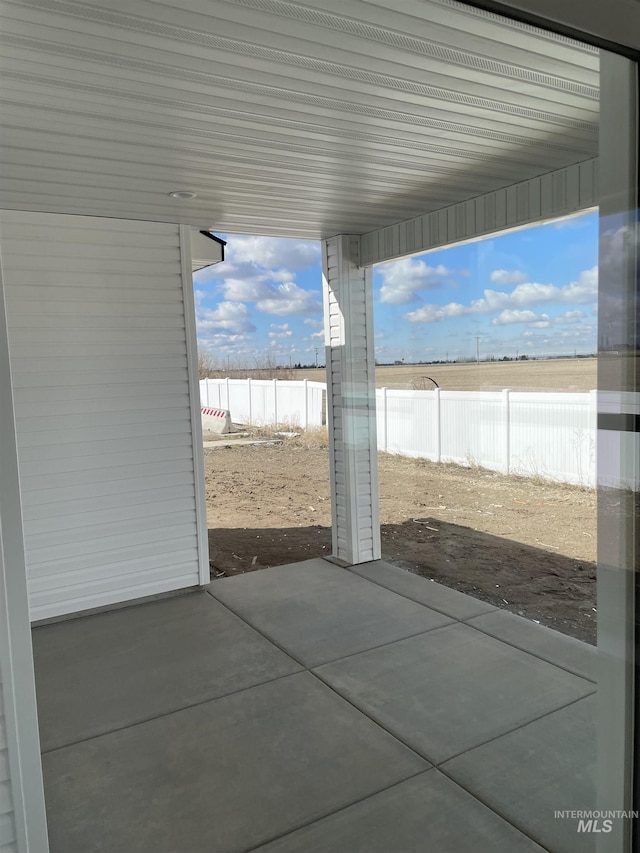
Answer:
[199, 378, 325, 427]
[377, 389, 439, 459]
[200, 379, 597, 486]
[439, 391, 507, 472]
[509, 392, 595, 486]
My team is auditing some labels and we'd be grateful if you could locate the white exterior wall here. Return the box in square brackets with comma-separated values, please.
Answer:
[323, 236, 381, 565]
[0, 211, 207, 620]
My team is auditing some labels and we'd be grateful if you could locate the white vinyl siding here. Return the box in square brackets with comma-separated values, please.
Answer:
[1, 211, 203, 620]
[322, 235, 380, 565]
[360, 159, 599, 266]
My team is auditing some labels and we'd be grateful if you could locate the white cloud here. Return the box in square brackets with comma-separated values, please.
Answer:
[490, 269, 528, 286]
[378, 258, 457, 305]
[268, 322, 293, 339]
[492, 309, 539, 325]
[405, 266, 597, 323]
[256, 282, 321, 316]
[404, 301, 467, 322]
[226, 236, 320, 269]
[556, 310, 586, 325]
[304, 318, 323, 328]
[195, 233, 322, 319]
[220, 277, 267, 302]
[217, 272, 321, 317]
[197, 301, 255, 334]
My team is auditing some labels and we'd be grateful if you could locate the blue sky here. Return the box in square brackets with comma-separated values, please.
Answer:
[193, 210, 598, 365]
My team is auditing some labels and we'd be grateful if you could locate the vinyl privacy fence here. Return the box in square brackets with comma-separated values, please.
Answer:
[200, 379, 597, 487]
[377, 388, 597, 487]
[200, 378, 325, 428]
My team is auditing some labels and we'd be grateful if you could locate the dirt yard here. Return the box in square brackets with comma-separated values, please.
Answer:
[205, 435, 597, 644]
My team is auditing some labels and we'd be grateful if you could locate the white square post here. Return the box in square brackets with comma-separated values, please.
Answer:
[322, 235, 381, 565]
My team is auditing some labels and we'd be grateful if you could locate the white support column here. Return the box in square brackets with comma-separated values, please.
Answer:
[0, 248, 49, 851]
[322, 235, 381, 566]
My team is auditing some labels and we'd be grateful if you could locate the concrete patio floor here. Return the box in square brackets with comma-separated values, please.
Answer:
[33, 558, 597, 853]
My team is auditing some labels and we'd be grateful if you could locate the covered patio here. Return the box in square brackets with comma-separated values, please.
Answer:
[0, 0, 637, 850]
[35, 558, 595, 853]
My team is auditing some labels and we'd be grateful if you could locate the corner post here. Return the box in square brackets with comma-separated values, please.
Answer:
[322, 235, 381, 565]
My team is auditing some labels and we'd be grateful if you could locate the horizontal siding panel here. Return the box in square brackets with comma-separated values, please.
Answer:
[7, 298, 185, 319]
[17, 445, 194, 476]
[3, 229, 180, 249]
[1, 265, 178, 286]
[9, 283, 182, 303]
[2, 243, 180, 263]
[12, 328, 186, 346]
[13, 362, 188, 383]
[29, 562, 199, 600]
[10, 341, 188, 359]
[3, 211, 202, 618]
[16, 356, 188, 379]
[20, 456, 193, 487]
[29, 572, 200, 622]
[26, 521, 197, 563]
[16, 405, 191, 431]
[0, 211, 179, 234]
[22, 469, 194, 502]
[1, 257, 182, 276]
[9, 315, 187, 331]
[13, 385, 189, 406]
[26, 496, 196, 535]
[29, 545, 199, 581]
[9, 304, 186, 325]
[17, 419, 191, 447]
[17, 433, 193, 462]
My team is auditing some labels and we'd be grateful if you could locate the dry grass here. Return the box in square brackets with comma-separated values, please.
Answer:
[242, 425, 330, 450]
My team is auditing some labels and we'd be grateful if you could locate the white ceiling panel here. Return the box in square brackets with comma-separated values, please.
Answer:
[0, 0, 599, 238]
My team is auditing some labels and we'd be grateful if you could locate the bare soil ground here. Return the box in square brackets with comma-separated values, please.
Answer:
[205, 435, 597, 644]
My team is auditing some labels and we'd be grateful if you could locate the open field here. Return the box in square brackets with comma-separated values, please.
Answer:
[293, 356, 597, 391]
[205, 433, 597, 644]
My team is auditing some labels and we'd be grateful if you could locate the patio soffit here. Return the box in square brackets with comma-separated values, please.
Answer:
[0, 0, 599, 240]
